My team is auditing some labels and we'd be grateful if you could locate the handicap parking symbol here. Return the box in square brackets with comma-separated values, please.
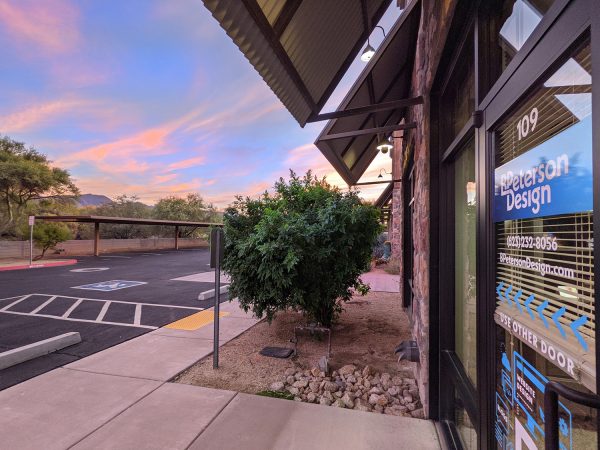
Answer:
[73, 280, 147, 291]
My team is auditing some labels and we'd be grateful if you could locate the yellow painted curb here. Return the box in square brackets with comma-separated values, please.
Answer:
[165, 310, 230, 331]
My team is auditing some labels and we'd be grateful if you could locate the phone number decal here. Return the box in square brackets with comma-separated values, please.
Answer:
[505, 235, 558, 251]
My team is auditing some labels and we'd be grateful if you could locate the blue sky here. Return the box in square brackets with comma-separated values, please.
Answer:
[0, 0, 397, 207]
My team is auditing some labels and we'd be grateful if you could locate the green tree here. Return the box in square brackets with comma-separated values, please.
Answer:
[222, 171, 381, 327]
[91, 195, 152, 238]
[30, 222, 72, 260]
[154, 193, 220, 237]
[0, 136, 79, 235]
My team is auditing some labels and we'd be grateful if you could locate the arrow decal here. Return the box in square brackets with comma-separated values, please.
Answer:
[537, 300, 550, 328]
[504, 285, 513, 306]
[570, 315, 589, 351]
[552, 307, 567, 339]
[512, 289, 523, 313]
[496, 282, 505, 302]
[524, 294, 536, 320]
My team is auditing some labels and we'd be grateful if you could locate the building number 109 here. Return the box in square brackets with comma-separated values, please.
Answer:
[516, 107, 539, 141]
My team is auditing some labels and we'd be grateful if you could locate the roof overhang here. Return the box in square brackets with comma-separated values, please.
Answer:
[374, 182, 393, 209]
[35, 216, 220, 227]
[201, 0, 393, 126]
[314, 1, 421, 185]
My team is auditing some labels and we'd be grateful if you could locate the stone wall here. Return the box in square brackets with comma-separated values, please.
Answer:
[393, 0, 458, 416]
[0, 238, 208, 258]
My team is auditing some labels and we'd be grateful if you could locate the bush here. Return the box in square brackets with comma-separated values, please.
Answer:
[29, 222, 72, 259]
[222, 171, 381, 327]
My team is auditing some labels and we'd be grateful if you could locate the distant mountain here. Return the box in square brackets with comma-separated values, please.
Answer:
[76, 194, 113, 207]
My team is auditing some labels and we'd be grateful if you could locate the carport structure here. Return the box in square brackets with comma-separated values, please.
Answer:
[35, 215, 222, 256]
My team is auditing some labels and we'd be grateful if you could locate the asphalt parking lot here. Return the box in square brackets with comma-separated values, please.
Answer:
[0, 248, 229, 390]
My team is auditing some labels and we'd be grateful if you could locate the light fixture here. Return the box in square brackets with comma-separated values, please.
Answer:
[361, 44, 375, 62]
[378, 168, 391, 178]
[360, 26, 386, 63]
[376, 135, 393, 153]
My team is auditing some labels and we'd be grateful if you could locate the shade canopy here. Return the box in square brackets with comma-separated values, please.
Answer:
[314, 2, 421, 185]
[202, 0, 392, 126]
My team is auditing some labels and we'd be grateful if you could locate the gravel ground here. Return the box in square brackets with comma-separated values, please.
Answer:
[174, 291, 417, 400]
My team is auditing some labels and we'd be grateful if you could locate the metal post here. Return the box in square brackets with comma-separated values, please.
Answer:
[213, 229, 221, 369]
[94, 222, 100, 256]
[175, 226, 179, 250]
[29, 223, 33, 266]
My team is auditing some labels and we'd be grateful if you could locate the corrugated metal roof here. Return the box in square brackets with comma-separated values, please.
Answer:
[314, 1, 421, 185]
[202, 0, 391, 126]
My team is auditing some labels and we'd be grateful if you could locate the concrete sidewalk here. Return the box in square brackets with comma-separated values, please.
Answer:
[361, 270, 400, 293]
[0, 299, 441, 450]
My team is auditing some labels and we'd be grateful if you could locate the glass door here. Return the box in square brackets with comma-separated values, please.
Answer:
[492, 40, 597, 450]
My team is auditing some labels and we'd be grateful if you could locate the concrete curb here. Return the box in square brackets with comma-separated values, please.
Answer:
[0, 332, 82, 370]
[198, 285, 229, 300]
[0, 259, 78, 272]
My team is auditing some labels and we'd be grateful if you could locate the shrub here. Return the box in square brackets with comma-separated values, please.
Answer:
[222, 171, 381, 327]
[29, 222, 72, 259]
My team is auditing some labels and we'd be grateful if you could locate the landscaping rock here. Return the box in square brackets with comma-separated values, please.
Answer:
[271, 365, 422, 417]
[339, 364, 356, 376]
[269, 382, 285, 392]
[319, 397, 332, 406]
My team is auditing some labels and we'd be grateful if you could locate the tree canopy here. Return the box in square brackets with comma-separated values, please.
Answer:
[0, 136, 78, 235]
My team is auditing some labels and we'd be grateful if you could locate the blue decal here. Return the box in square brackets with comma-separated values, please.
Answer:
[524, 294, 536, 320]
[494, 116, 593, 222]
[537, 300, 550, 328]
[551, 307, 567, 339]
[502, 352, 511, 371]
[513, 289, 523, 313]
[73, 280, 147, 292]
[570, 316, 589, 351]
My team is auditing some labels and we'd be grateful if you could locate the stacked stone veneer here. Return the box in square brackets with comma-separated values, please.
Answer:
[390, 0, 458, 416]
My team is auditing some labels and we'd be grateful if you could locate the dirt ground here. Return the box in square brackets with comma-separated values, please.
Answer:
[174, 291, 416, 394]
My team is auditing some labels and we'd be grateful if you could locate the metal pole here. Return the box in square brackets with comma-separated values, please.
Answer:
[213, 229, 221, 369]
[29, 223, 33, 266]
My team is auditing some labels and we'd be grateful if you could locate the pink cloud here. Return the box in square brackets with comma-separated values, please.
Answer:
[0, 0, 81, 56]
[166, 156, 205, 171]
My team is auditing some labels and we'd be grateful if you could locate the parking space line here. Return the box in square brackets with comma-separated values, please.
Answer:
[100, 255, 132, 259]
[134, 303, 142, 326]
[96, 301, 111, 322]
[62, 298, 83, 318]
[0, 310, 157, 329]
[29, 293, 204, 311]
[0, 295, 32, 312]
[30, 296, 57, 314]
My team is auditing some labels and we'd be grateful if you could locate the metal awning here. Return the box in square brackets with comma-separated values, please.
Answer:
[314, 1, 421, 185]
[374, 182, 393, 209]
[201, 0, 392, 126]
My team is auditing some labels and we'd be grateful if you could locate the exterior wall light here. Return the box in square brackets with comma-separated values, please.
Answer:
[376, 135, 393, 153]
[360, 26, 386, 62]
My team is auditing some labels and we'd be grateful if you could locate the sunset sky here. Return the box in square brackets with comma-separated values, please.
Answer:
[0, 0, 396, 208]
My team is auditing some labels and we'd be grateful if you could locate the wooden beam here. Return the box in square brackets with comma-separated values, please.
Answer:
[319, 122, 415, 141]
[273, 0, 302, 37]
[93, 222, 100, 257]
[353, 179, 401, 186]
[308, 96, 423, 122]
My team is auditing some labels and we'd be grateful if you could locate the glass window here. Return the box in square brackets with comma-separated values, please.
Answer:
[493, 41, 594, 449]
[441, 29, 475, 148]
[455, 396, 477, 450]
[454, 138, 477, 387]
[483, 0, 555, 96]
